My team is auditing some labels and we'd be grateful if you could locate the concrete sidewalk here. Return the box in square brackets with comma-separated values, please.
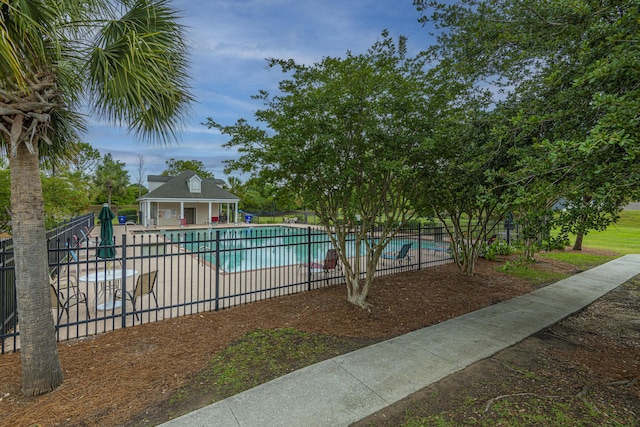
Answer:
[159, 254, 640, 427]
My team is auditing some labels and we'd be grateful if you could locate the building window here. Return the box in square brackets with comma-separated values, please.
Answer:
[188, 175, 202, 193]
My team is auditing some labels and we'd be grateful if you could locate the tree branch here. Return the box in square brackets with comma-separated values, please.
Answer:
[484, 392, 564, 413]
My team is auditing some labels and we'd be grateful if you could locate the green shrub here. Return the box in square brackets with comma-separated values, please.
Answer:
[116, 208, 138, 223]
[118, 208, 137, 216]
[483, 240, 514, 261]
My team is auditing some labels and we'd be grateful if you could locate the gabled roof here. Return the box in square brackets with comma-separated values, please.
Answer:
[147, 175, 172, 183]
[139, 171, 239, 201]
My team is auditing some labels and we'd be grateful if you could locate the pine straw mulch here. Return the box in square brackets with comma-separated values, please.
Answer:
[0, 252, 620, 426]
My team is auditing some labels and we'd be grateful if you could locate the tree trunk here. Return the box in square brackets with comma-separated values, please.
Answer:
[346, 277, 369, 308]
[523, 238, 536, 261]
[344, 265, 370, 309]
[573, 230, 584, 251]
[9, 142, 64, 396]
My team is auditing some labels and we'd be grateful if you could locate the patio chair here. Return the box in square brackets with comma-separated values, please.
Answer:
[51, 242, 83, 277]
[381, 243, 414, 265]
[83, 227, 95, 240]
[74, 233, 96, 248]
[431, 243, 451, 254]
[299, 249, 342, 284]
[118, 270, 159, 320]
[73, 230, 97, 247]
[50, 276, 90, 323]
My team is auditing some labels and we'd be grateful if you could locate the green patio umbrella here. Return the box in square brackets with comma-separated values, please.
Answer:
[96, 203, 116, 259]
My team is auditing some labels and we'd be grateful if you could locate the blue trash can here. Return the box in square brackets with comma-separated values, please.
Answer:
[245, 214, 253, 224]
[118, 216, 127, 224]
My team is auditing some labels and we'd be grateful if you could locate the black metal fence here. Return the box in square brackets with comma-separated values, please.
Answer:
[0, 239, 16, 343]
[1, 213, 95, 352]
[1, 223, 457, 353]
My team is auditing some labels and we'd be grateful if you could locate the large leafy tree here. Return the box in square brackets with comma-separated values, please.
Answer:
[67, 142, 101, 179]
[236, 177, 269, 212]
[161, 158, 214, 178]
[0, 168, 10, 231]
[415, 103, 515, 275]
[42, 174, 92, 228]
[0, 169, 90, 232]
[93, 153, 130, 206]
[414, 0, 640, 249]
[207, 32, 432, 308]
[0, 0, 192, 395]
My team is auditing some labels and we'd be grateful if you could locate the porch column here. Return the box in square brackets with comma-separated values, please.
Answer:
[180, 201, 184, 226]
[143, 200, 150, 226]
[208, 202, 212, 224]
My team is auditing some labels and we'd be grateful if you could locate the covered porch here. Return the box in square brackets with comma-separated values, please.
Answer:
[139, 199, 239, 227]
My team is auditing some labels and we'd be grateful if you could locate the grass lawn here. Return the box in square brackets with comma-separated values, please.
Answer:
[496, 209, 639, 283]
[499, 261, 571, 286]
[576, 209, 640, 255]
[538, 251, 619, 269]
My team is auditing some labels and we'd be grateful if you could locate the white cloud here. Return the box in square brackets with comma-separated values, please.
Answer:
[85, 0, 430, 184]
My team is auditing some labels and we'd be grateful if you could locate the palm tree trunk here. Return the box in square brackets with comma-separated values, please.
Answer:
[9, 143, 64, 396]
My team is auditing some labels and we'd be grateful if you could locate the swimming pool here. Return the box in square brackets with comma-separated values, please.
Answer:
[157, 226, 446, 273]
[172, 226, 341, 272]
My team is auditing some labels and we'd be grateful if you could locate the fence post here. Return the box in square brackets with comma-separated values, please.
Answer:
[121, 234, 128, 329]
[307, 227, 312, 291]
[418, 224, 422, 270]
[214, 230, 220, 312]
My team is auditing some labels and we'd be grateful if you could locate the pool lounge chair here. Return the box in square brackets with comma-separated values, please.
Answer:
[381, 243, 414, 265]
[74, 233, 96, 248]
[431, 243, 451, 254]
[299, 249, 342, 283]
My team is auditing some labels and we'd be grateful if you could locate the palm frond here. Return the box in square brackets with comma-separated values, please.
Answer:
[1, 1, 49, 87]
[88, 0, 193, 145]
[38, 108, 85, 171]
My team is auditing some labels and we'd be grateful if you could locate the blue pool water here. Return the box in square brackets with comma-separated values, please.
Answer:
[158, 226, 446, 273]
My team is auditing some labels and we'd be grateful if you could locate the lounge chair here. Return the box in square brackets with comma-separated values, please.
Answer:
[50, 242, 83, 277]
[381, 243, 414, 265]
[299, 249, 342, 283]
[83, 226, 94, 238]
[74, 234, 96, 248]
[431, 244, 451, 254]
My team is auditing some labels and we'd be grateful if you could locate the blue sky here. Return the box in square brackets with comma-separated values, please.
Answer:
[87, 0, 435, 185]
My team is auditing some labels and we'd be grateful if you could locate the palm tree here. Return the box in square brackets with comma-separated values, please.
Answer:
[227, 176, 243, 195]
[0, 0, 192, 396]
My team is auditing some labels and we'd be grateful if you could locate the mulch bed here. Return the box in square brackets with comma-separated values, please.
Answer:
[0, 256, 582, 426]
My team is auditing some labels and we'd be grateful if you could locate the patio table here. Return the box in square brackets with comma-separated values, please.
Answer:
[79, 269, 138, 311]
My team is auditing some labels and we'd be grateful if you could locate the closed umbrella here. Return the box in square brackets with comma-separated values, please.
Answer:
[96, 203, 116, 259]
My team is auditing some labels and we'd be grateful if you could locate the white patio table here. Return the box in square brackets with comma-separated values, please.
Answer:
[79, 269, 138, 311]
